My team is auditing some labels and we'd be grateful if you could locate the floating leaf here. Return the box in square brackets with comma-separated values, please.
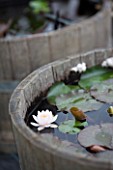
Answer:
[59, 120, 88, 134]
[59, 120, 80, 134]
[47, 82, 79, 105]
[79, 66, 113, 90]
[78, 123, 113, 149]
[90, 79, 113, 104]
[56, 92, 103, 112]
[74, 121, 88, 128]
[89, 145, 106, 153]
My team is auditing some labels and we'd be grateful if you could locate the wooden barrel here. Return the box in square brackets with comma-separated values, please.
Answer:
[0, 81, 19, 153]
[9, 48, 113, 170]
[0, 5, 112, 81]
[0, 3, 112, 153]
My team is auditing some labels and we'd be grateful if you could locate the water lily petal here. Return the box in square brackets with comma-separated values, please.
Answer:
[32, 115, 39, 123]
[70, 67, 78, 72]
[107, 58, 113, 67]
[50, 124, 58, 128]
[30, 122, 39, 127]
[51, 115, 58, 123]
[38, 126, 45, 131]
[102, 61, 107, 67]
[45, 124, 51, 128]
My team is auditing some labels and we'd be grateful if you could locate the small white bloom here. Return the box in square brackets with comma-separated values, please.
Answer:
[82, 63, 87, 72]
[70, 67, 78, 72]
[102, 57, 113, 68]
[106, 58, 113, 67]
[101, 60, 107, 67]
[31, 110, 58, 131]
[70, 62, 87, 73]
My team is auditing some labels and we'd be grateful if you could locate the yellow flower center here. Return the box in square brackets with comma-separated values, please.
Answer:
[41, 114, 48, 118]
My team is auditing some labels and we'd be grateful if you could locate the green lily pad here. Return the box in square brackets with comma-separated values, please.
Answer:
[75, 121, 88, 127]
[47, 82, 80, 105]
[56, 91, 103, 112]
[59, 120, 80, 134]
[90, 79, 113, 104]
[59, 120, 88, 134]
[79, 66, 113, 90]
[78, 123, 113, 149]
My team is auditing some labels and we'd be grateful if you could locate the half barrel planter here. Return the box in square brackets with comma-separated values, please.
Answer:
[0, 5, 112, 153]
[9, 48, 113, 170]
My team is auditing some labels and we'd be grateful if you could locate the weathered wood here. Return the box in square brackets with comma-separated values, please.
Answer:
[8, 38, 31, 80]
[93, 9, 111, 49]
[80, 19, 96, 53]
[48, 29, 67, 61]
[0, 6, 112, 81]
[106, 48, 113, 58]
[95, 49, 106, 65]
[68, 54, 81, 67]
[103, 8, 112, 48]
[27, 34, 51, 71]
[0, 40, 12, 80]
[0, 3, 112, 154]
[9, 48, 113, 170]
[64, 25, 80, 56]
[0, 81, 19, 153]
[80, 50, 96, 68]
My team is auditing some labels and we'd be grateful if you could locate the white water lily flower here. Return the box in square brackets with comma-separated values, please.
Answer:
[31, 110, 58, 131]
[101, 60, 107, 67]
[107, 58, 113, 67]
[102, 57, 113, 68]
[70, 62, 87, 73]
[82, 62, 87, 72]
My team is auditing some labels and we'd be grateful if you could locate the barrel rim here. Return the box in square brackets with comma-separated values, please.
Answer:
[0, 6, 110, 42]
[9, 48, 113, 168]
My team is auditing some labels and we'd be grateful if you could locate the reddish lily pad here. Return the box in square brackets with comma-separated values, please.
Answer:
[90, 79, 113, 104]
[78, 123, 113, 149]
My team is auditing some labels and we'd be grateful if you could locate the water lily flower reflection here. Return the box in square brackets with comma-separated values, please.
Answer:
[31, 110, 58, 131]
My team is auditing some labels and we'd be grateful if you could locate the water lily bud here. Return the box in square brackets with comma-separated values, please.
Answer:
[107, 106, 113, 117]
[70, 107, 87, 121]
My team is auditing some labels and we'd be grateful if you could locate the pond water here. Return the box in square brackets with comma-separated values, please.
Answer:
[25, 99, 113, 144]
[25, 65, 113, 156]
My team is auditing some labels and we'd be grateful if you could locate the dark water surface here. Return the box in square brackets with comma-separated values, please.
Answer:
[25, 98, 113, 145]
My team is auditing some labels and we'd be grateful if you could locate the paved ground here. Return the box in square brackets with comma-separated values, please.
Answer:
[0, 153, 20, 170]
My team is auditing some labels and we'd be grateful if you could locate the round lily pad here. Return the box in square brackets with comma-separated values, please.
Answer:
[90, 79, 113, 104]
[59, 120, 88, 134]
[79, 66, 113, 90]
[59, 120, 80, 134]
[56, 92, 103, 112]
[78, 123, 113, 149]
